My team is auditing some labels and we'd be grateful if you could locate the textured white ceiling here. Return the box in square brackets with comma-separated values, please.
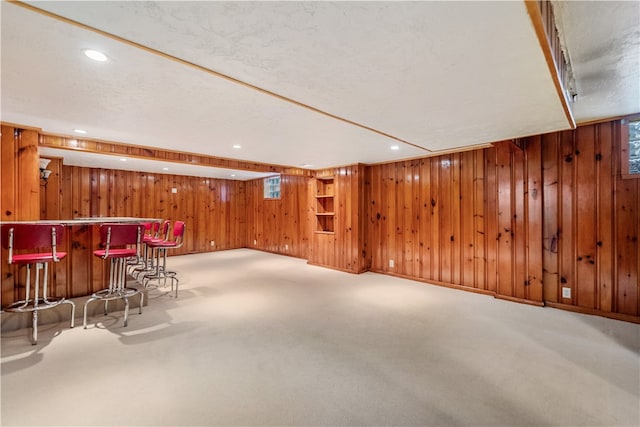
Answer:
[1, 1, 636, 171]
[553, 0, 640, 123]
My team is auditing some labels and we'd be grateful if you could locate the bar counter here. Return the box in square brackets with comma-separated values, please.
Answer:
[0, 217, 161, 226]
[1, 217, 160, 309]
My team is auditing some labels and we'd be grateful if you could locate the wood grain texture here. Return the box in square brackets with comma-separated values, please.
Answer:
[309, 165, 367, 273]
[1, 165, 247, 305]
[245, 174, 310, 258]
[1, 125, 42, 307]
[541, 121, 639, 319]
[2, 121, 638, 322]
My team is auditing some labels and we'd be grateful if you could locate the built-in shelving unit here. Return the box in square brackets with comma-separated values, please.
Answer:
[315, 176, 334, 233]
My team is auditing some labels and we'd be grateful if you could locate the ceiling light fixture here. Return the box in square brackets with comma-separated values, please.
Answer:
[83, 49, 108, 62]
[162, 167, 169, 171]
[390, 145, 400, 151]
[73, 129, 87, 134]
[233, 144, 241, 149]
[119, 158, 127, 162]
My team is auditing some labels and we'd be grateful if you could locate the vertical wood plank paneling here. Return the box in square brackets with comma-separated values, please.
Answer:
[524, 136, 544, 303]
[419, 158, 432, 280]
[526, 136, 544, 302]
[461, 151, 475, 287]
[451, 153, 462, 285]
[596, 122, 614, 312]
[245, 174, 310, 259]
[485, 147, 499, 293]
[380, 164, 396, 271]
[1, 126, 17, 221]
[473, 151, 486, 290]
[2, 121, 638, 321]
[496, 143, 514, 297]
[439, 156, 453, 284]
[430, 158, 441, 282]
[513, 146, 526, 300]
[575, 125, 598, 308]
[542, 133, 560, 302]
[616, 175, 639, 316]
[1, 126, 18, 306]
[16, 129, 40, 221]
[410, 161, 420, 277]
[559, 130, 575, 304]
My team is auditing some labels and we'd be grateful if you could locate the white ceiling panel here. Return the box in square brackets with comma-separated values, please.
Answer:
[39, 147, 273, 181]
[2, 1, 637, 171]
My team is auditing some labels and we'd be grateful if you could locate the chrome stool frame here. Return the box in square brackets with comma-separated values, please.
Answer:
[1, 224, 75, 345]
[83, 223, 144, 329]
[142, 221, 185, 298]
[131, 220, 169, 282]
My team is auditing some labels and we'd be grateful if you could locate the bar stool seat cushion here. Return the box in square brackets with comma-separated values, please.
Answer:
[11, 252, 67, 264]
[93, 248, 137, 258]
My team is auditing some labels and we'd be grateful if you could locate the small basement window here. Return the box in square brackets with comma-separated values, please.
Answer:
[264, 175, 281, 199]
[627, 120, 640, 176]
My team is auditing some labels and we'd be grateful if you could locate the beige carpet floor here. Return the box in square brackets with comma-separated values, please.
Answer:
[1, 249, 639, 426]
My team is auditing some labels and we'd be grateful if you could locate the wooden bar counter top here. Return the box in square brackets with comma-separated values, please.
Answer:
[1, 217, 160, 309]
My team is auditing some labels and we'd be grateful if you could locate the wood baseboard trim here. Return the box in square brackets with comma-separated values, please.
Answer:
[369, 269, 496, 297]
[306, 261, 360, 274]
[545, 302, 640, 324]
[494, 294, 544, 307]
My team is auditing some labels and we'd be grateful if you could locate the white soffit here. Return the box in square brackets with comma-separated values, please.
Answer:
[553, 1, 640, 122]
[3, 1, 573, 169]
[39, 147, 274, 181]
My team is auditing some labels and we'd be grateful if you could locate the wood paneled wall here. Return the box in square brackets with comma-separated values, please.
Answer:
[1, 125, 40, 221]
[1, 121, 637, 321]
[541, 121, 640, 319]
[44, 165, 247, 254]
[10, 165, 248, 303]
[1, 125, 42, 307]
[366, 144, 543, 304]
[308, 165, 368, 273]
[245, 174, 310, 258]
[365, 121, 639, 321]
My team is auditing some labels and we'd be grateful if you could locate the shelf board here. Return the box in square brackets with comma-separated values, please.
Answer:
[315, 194, 334, 199]
[315, 212, 335, 216]
[314, 231, 335, 235]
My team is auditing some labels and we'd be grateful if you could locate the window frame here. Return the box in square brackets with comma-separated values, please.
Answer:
[621, 116, 640, 180]
[263, 174, 281, 200]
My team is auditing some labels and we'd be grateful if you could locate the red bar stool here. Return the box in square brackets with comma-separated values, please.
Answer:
[1, 223, 75, 345]
[132, 219, 169, 282]
[83, 223, 144, 329]
[143, 221, 185, 298]
[129, 220, 159, 279]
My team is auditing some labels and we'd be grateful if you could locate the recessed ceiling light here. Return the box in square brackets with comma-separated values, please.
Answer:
[73, 129, 87, 134]
[390, 145, 400, 151]
[84, 49, 108, 62]
[162, 167, 169, 171]
[233, 144, 241, 149]
[119, 158, 127, 162]
[231, 174, 236, 177]
[301, 164, 313, 168]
